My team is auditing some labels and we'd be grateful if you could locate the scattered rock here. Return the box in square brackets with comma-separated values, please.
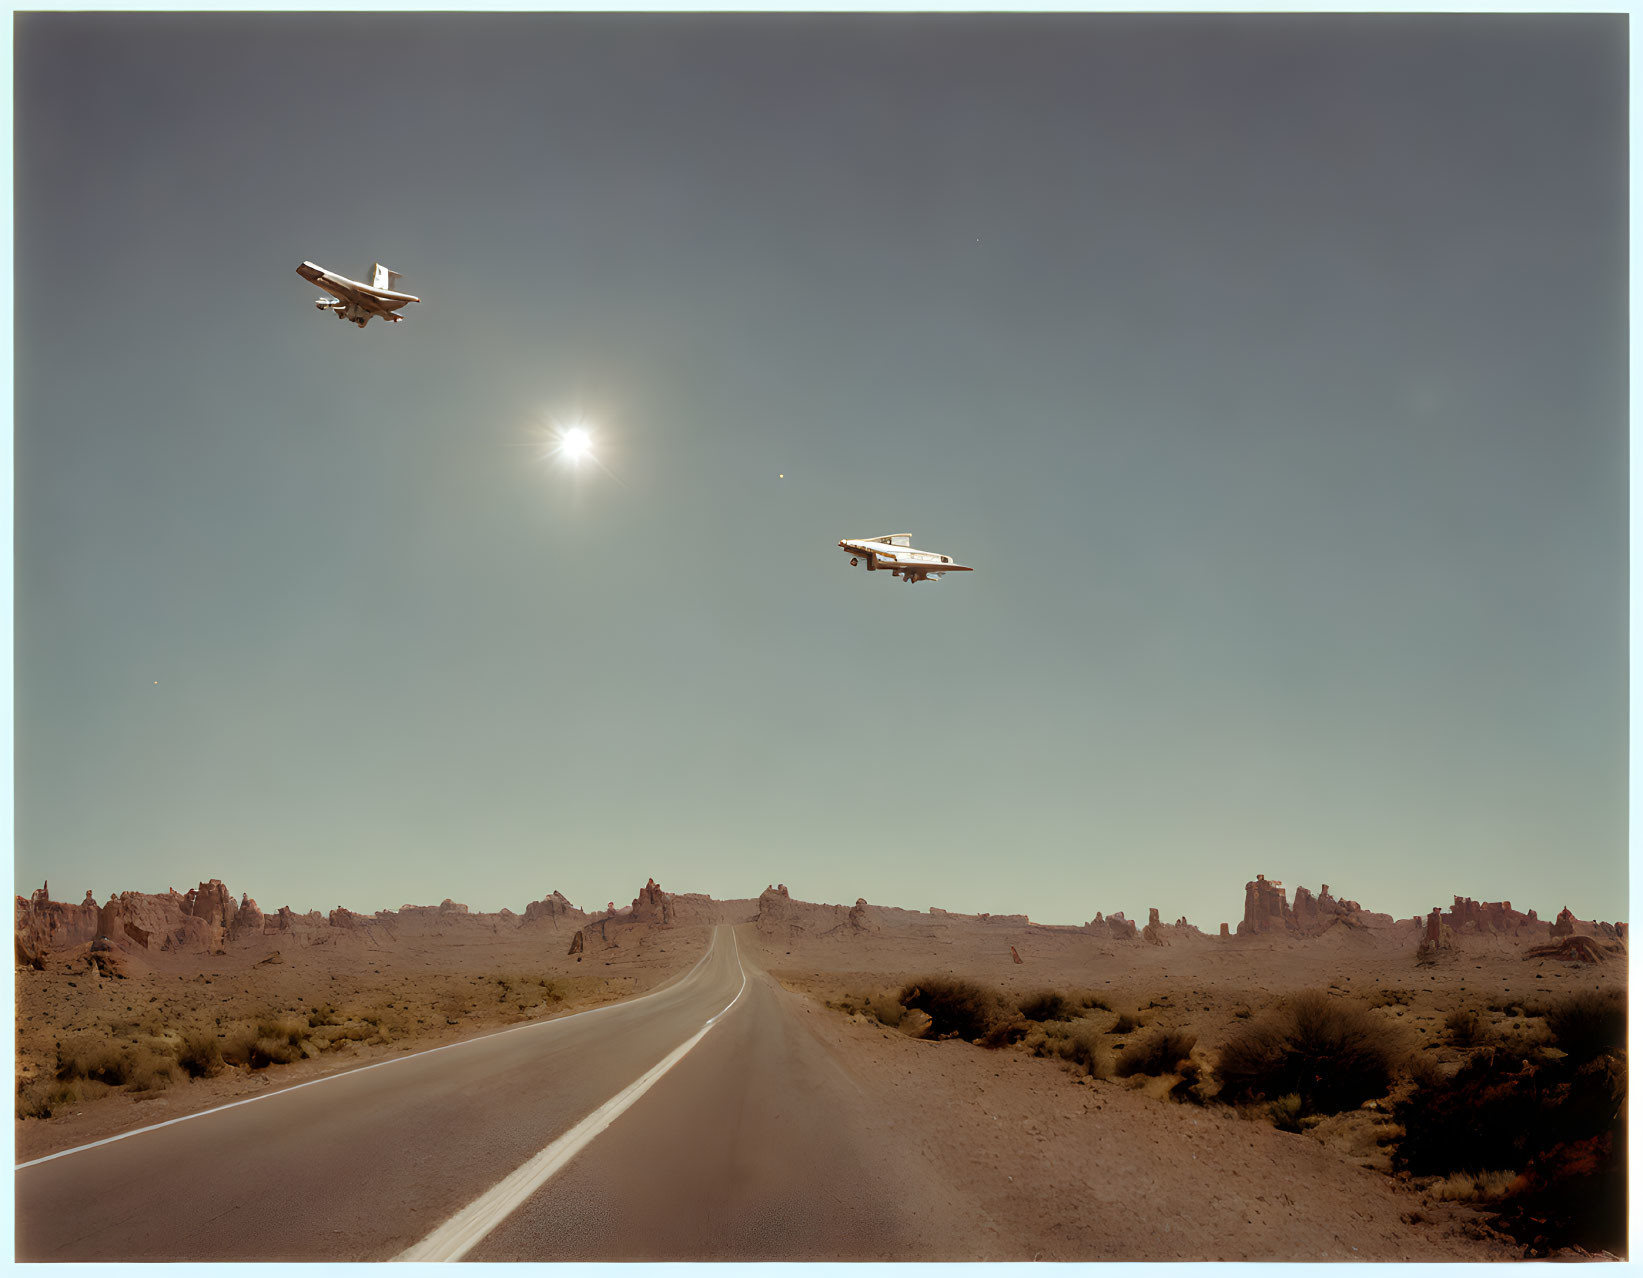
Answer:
[1523, 936, 1612, 964]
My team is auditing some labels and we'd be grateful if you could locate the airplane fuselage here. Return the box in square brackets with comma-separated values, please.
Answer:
[838, 534, 972, 583]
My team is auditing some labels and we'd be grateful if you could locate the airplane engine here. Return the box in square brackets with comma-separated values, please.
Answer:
[315, 299, 339, 311]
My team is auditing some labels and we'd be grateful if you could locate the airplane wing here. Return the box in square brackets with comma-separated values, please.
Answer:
[313, 278, 412, 317]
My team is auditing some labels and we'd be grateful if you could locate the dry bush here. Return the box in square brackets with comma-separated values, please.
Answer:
[256, 1017, 309, 1047]
[15, 1080, 78, 1121]
[1367, 989, 1414, 1010]
[1395, 1046, 1615, 1176]
[1115, 1029, 1197, 1078]
[1078, 993, 1112, 1013]
[1539, 989, 1626, 1065]
[250, 1037, 302, 1067]
[1393, 1041, 1626, 1254]
[1269, 1093, 1305, 1132]
[1018, 990, 1076, 1023]
[219, 1027, 260, 1067]
[15, 1086, 54, 1120]
[122, 1044, 177, 1092]
[176, 1033, 223, 1079]
[56, 1037, 135, 1086]
[1109, 1012, 1142, 1035]
[899, 978, 1010, 1043]
[1430, 1170, 1518, 1203]
[1444, 1009, 1493, 1048]
[1055, 1028, 1111, 1079]
[1215, 991, 1396, 1114]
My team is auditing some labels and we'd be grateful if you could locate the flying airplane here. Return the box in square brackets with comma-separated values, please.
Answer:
[838, 534, 973, 584]
[296, 261, 421, 328]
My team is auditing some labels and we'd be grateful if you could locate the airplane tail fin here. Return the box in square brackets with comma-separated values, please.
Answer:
[371, 263, 402, 291]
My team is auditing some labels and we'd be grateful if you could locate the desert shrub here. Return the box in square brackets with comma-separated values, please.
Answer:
[15, 1080, 78, 1120]
[256, 1017, 308, 1047]
[123, 1045, 177, 1092]
[219, 1027, 260, 1067]
[176, 1033, 223, 1079]
[1444, 1009, 1493, 1048]
[1395, 1044, 1626, 1255]
[16, 1086, 53, 1120]
[1395, 1046, 1616, 1176]
[1115, 1029, 1197, 1078]
[1079, 993, 1111, 1012]
[1018, 990, 1076, 1022]
[1431, 1170, 1518, 1203]
[1056, 1028, 1111, 1079]
[249, 1037, 302, 1068]
[1367, 989, 1414, 1010]
[899, 978, 1009, 1042]
[1215, 991, 1396, 1115]
[1269, 1093, 1304, 1132]
[1109, 1013, 1141, 1035]
[56, 1038, 134, 1086]
[1540, 989, 1626, 1065]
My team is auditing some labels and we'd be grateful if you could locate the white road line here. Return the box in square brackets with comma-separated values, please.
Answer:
[397, 929, 750, 1263]
[15, 929, 726, 1172]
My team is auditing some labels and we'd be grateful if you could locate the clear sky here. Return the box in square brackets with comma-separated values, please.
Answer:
[14, 13, 1627, 930]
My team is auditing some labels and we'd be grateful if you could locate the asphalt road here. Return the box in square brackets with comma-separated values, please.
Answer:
[15, 925, 981, 1262]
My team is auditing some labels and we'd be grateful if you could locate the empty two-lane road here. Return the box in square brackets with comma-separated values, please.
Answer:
[16, 926, 987, 1261]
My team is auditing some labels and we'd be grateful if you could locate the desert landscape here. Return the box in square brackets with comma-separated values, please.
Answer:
[14, 873, 1627, 1261]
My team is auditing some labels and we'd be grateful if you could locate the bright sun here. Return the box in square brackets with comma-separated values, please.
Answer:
[562, 425, 592, 462]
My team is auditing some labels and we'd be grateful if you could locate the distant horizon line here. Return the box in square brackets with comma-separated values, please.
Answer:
[13, 873, 1626, 931]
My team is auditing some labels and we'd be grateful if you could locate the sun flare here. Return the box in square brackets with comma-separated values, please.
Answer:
[561, 425, 592, 463]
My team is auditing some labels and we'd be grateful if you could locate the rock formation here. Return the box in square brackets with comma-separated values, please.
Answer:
[629, 878, 673, 925]
[185, 880, 239, 933]
[566, 930, 584, 955]
[1238, 875, 1289, 935]
[230, 894, 264, 940]
[1442, 896, 1537, 936]
[1238, 876, 1389, 937]
[1011, 945, 1023, 964]
[523, 891, 580, 924]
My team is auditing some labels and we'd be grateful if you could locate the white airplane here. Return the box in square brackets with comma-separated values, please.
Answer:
[296, 261, 421, 328]
[838, 534, 973, 584]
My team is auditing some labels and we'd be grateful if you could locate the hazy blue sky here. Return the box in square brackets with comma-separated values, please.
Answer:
[15, 14, 1627, 930]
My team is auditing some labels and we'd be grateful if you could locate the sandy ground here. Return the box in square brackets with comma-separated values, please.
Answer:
[14, 907, 1625, 1260]
[745, 916, 1624, 1261]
